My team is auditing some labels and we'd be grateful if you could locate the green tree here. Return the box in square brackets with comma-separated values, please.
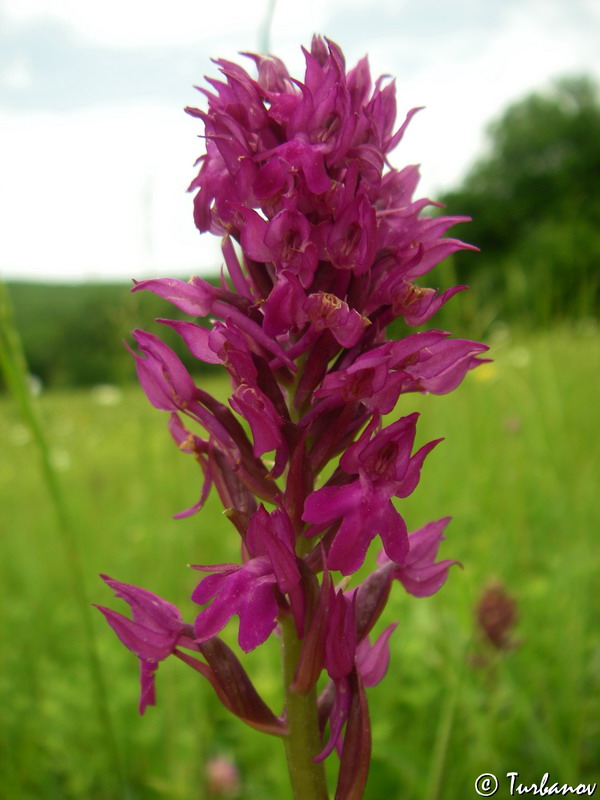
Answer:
[439, 75, 600, 329]
[4, 280, 218, 389]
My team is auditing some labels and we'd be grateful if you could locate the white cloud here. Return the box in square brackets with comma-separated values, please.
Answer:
[0, 58, 34, 90]
[3, 0, 326, 51]
[0, 105, 221, 282]
[2, 0, 600, 281]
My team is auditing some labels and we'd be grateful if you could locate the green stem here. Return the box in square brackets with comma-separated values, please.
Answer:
[280, 615, 329, 799]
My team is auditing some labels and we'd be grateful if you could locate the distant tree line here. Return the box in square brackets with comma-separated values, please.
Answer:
[4, 280, 216, 390]
[436, 75, 600, 334]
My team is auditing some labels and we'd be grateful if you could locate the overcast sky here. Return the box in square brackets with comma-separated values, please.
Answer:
[2, 0, 600, 283]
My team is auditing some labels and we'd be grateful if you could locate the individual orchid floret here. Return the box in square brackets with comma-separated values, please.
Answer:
[96, 578, 288, 736]
[261, 272, 309, 337]
[133, 277, 296, 370]
[316, 192, 378, 274]
[303, 413, 441, 574]
[130, 329, 244, 461]
[261, 138, 332, 197]
[229, 382, 285, 457]
[238, 207, 319, 288]
[389, 282, 468, 327]
[303, 292, 371, 347]
[129, 329, 199, 413]
[131, 328, 282, 504]
[313, 331, 447, 414]
[314, 332, 489, 415]
[94, 575, 195, 714]
[245, 506, 301, 596]
[241, 51, 294, 95]
[192, 506, 301, 651]
[408, 339, 491, 395]
[191, 559, 280, 652]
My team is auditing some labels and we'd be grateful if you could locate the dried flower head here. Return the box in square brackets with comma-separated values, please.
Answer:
[476, 580, 519, 651]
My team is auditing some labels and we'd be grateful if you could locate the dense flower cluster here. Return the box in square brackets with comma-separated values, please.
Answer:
[97, 37, 487, 797]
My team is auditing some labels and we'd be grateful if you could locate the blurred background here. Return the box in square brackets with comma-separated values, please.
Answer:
[1, 0, 599, 798]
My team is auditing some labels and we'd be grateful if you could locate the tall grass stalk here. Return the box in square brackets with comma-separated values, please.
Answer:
[258, 0, 277, 53]
[423, 642, 466, 800]
[0, 280, 126, 797]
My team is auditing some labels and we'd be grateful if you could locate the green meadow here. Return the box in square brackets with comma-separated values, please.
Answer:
[1, 322, 599, 798]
